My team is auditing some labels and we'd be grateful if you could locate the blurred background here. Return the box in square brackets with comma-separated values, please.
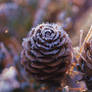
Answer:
[0, 0, 92, 92]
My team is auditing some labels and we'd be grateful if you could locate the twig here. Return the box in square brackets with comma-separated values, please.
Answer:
[70, 25, 92, 73]
[79, 30, 84, 47]
[76, 25, 92, 59]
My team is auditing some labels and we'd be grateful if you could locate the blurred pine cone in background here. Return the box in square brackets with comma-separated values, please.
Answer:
[21, 23, 73, 85]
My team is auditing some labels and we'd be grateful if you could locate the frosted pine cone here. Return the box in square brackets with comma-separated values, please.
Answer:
[21, 23, 72, 84]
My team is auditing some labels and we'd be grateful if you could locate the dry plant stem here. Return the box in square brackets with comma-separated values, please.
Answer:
[79, 30, 83, 47]
[69, 88, 86, 92]
[76, 25, 92, 59]
[70, 25, 92, 74]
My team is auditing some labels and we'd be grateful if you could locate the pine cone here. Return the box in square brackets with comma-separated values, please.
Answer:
[21, 23, 72, 84]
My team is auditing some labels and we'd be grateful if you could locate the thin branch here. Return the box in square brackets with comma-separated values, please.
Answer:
[76, 25, 92, 59]
[79, 30, 84, 47]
